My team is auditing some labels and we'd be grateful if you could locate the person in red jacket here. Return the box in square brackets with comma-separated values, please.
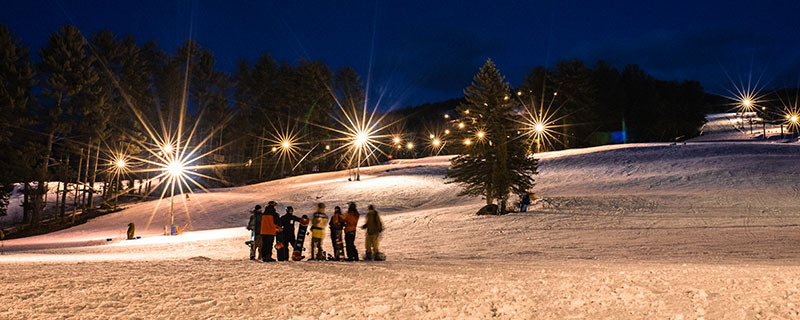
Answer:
[344, 202, 360, 261]
[260, 201, 281, 262]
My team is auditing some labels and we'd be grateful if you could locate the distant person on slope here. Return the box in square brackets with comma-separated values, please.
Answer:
[260, 201, 281, 262]
[329, 206, 345, 261]
[248, 204, 263, 260]
[310, 203, 328, 261]
[520, 192, 531, 212]
[344, 202, 360, 261]
[362, 204, 384, 261]
[277, 206, 301, 261]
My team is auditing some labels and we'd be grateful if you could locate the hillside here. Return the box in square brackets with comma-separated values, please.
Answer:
[2, 113, 800, 319]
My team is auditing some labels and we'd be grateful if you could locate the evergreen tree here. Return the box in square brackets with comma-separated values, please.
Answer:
[35, 25, 98, 226]
[446, 59, 538, 213]
[334, 66, 365, 111]
[553, 59, 598, 148]
[0, 25, 36, 217]
[296, 60, 335, 171]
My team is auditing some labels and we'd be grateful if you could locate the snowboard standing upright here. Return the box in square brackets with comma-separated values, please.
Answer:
[292, 215, 310, 261]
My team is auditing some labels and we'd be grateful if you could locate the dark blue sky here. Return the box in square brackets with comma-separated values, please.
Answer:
[3, 0, 799, 109]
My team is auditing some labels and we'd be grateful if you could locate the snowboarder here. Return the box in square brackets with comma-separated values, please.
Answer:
[260, 201, 281, 262]
[520, 192, 531, 212]
[344, 202, 360, 261]
[329, 206, 345, 261]
[310, 203, 328, 261]
[247, 205, 263, 260]
[361, 204, 384, 260]
[277, 206, 301, 261]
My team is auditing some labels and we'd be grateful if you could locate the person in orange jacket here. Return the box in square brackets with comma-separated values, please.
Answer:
[260, 201, 281, 262]
[344, 202, 360, 261]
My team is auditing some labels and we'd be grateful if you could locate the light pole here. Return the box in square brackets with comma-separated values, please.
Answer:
[534, 123, 544, 153]
[742, 99, 753, 132]
[114, 160, 125, 209]
[353, 132, 368, 181]
[166, 160, 183, 233]
[280, 140, 293, 175]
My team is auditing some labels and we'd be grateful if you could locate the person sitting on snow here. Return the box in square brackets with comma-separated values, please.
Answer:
[310, 203, 328, 261]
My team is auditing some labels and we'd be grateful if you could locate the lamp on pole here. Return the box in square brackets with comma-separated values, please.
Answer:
[114, 160, 126, 209]
[353, 132, 368, 181]
[166, 160, 183, 232]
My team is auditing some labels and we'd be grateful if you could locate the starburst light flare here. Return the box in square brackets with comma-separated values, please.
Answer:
[511, 82, 572, 153]
[105, 39, 239, 233]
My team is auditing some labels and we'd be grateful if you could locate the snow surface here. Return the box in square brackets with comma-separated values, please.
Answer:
[3, 112, 800, 318]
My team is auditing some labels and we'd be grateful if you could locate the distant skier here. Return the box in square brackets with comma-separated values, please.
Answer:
[247, 205, 263, 260]
[329, 206, 345, 261]
[344, 202, 360, 261]
[310, 203, 328, 261]
[361, 204, 384, 260]
[277, 206, 301, 261]
[126, 222, 135, 240]
[260, 201, 281, 262]
[520, 192, 531, 212]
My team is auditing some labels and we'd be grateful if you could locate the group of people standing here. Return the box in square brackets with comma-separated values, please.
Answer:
[247, 201, 384, 262]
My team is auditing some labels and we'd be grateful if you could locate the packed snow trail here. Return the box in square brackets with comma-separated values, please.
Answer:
[2, 259, 800, 319]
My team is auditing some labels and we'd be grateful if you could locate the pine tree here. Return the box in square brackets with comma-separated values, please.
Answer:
[35, 25, 98, 226]
[0, 25, 36, 218]
[296, 60, 335, 171]
[334, 66, 365, 111]
[446, 59, 538, 213]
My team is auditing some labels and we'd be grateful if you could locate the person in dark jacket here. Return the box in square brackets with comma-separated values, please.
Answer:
[277, 206, 301, 261]
[520, 192, 531, 212]
[260, 201, 281, 262]
[329, 206, 345, 261]
[344, 202, 360, 261]
[248, 205, 263, 260]
[361, 204, 384, 260]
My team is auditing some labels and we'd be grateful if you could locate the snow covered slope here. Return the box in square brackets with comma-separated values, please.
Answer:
[3, 112, 800, 262]
[4, 112, 800, 318]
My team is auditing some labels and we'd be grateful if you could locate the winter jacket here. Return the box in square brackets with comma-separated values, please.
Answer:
[253, 210, 263, 234]
[344, 209, 360, 232]
[247, 213, 256, 231]
[260, 206, 281, 236]
[364, 209, 383, 235]
[521, 193, 531, 205]
[311, 210, 328, 239]
[329, 212, 344, 231]
[280, 213, 301, 238]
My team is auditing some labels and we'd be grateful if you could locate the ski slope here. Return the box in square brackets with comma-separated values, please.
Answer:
[3, 113, 800, 319]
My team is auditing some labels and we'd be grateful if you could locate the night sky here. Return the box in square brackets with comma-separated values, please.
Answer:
[2, 0, 799, 109]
